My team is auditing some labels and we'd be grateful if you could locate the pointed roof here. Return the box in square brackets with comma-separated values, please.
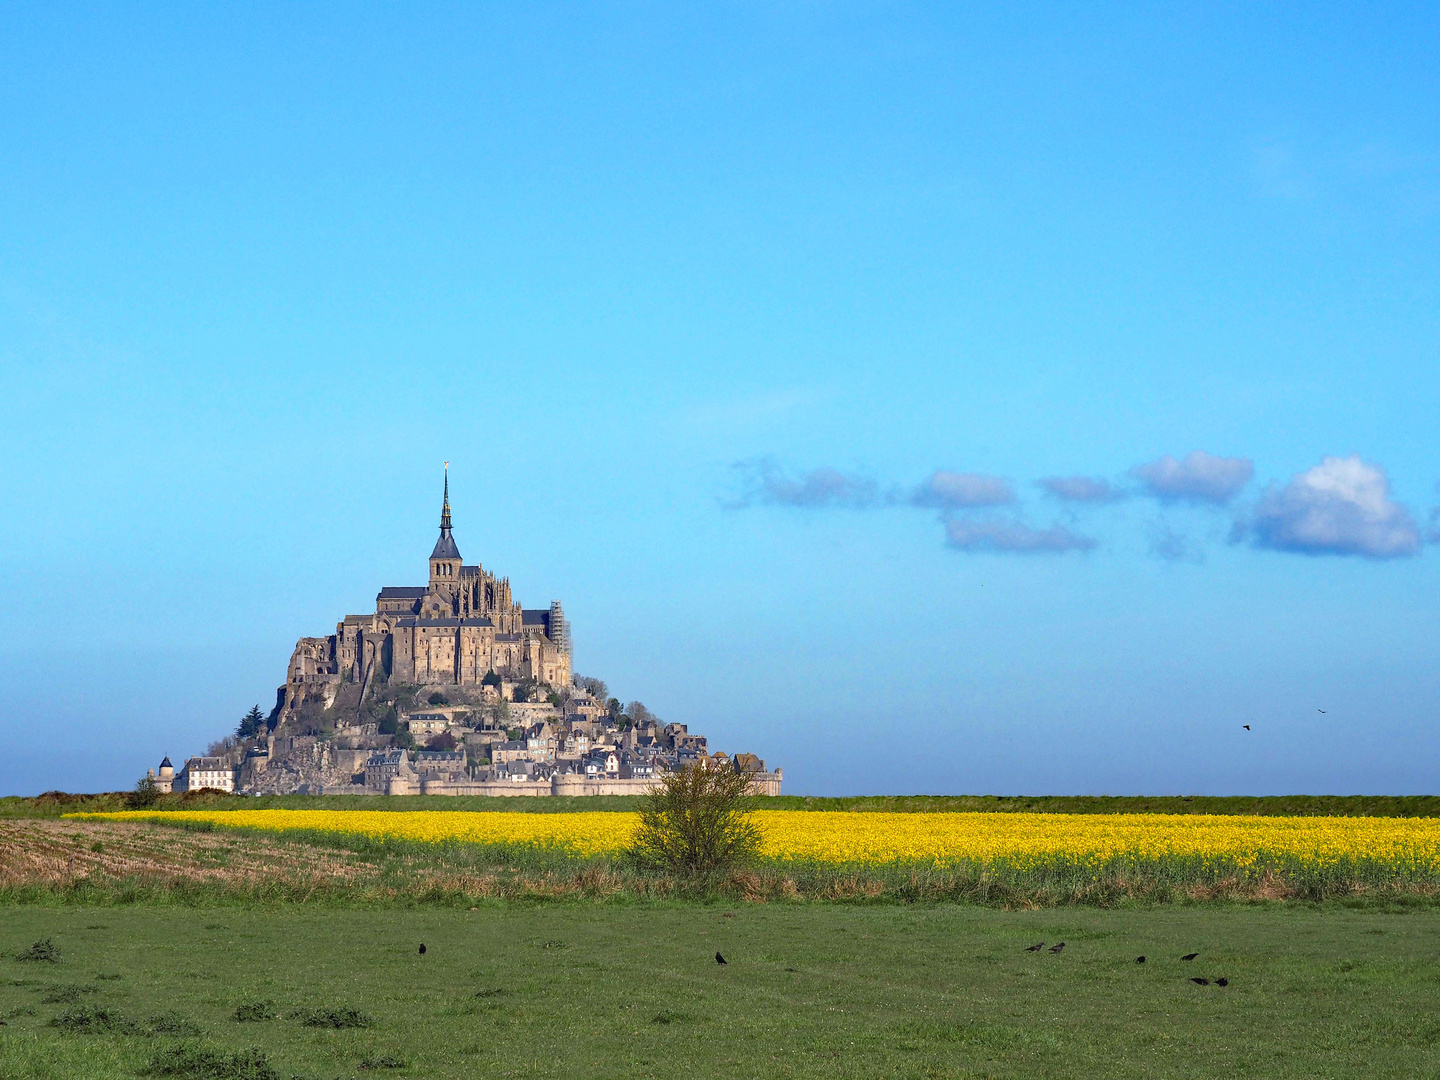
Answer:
[430, 464, 461, 560]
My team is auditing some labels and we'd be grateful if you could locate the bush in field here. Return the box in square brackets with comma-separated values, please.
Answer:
[629, 762, 762, 881]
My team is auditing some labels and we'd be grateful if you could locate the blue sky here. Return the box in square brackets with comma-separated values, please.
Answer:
[1, 3, 1437, 795]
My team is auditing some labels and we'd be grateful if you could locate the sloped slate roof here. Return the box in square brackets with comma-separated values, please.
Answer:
[378, 586, 427, 599]
[430, 531, 461, 560]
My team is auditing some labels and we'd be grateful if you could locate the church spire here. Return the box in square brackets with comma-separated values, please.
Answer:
[430, 462, 461, 563]
[441, 461, 453, 531]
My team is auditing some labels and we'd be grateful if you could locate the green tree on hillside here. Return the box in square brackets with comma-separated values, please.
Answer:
[236, 705, 266, 740]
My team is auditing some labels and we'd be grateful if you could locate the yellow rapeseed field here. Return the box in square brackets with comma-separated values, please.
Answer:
[69, 809, 1440, 870]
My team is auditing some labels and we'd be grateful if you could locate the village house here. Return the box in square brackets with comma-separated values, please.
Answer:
[177, 757, 235, 793]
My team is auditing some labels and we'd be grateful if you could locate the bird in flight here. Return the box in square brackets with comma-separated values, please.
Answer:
[1024, 943, 1045, 952]
[418, 943, 426, 955]
[1049, 942, 1066, 954]
[1190, 977, 1211, 986]
[715, 952, 727, 965]
[1135, 956, 1146, 964]
[1181, 952, 1199, 961]
[1243, 725, 1250, 730]
[1318, 709, 1326, 713]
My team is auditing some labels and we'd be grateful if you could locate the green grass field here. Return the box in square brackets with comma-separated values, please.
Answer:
[3, 903, 1439, 1079]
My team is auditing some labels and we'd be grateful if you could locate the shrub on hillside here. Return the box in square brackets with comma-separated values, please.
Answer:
[128, 775, 160, 809]
[629, 762, 762, 881]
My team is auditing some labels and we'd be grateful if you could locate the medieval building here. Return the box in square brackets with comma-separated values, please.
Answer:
[284, 470, 573, 698]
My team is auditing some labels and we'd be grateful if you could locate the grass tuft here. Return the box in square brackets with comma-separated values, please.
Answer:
[148, 1011, 204, 1036]
[50, 1002, 139, 1034]
[292, 1004, 373, 1028]
[358, 1053, 407, 1069]
[39, 983, 97, 1003]
[15, 938, 60, 962]
[143, 1042, 280, 1080]
[232, 1000, 274, 1023]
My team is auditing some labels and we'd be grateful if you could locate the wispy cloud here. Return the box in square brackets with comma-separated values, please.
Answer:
[1038, 476, 1124, 503]
[1240, 455, 1421, 559]
[943, 518, 1095, 554]
[728, 459, 884, 509]
[911, 470, 1014, 509]
[1132, 451, 1253, 505]
[1146, 521, 1202, 563]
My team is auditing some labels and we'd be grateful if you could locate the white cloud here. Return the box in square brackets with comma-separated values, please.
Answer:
[944, 518, 1095, 554]
[1039, 476, 1123, 503]
[1245, 455, 1421, 559]
[912, 470, 1014, 509]
[1132, 451, 1254, 504]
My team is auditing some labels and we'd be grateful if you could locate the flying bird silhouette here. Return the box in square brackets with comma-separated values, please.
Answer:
[1024, 943, 1045, 952]
[1243, 725, 1250, 730]
[1181, 953, 1199, 961]
[715, 952, 727, 965]
[418, 944, 426, 955]
[1049, 942, 1065, 954]
[1318, 709, 1326, 713]
[1190, 977, 1210, 986]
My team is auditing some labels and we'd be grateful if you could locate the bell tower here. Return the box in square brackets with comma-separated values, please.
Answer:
[429, 463, 462, 590]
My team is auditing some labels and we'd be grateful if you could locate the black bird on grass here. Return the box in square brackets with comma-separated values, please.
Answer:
[1215, 978, 1229, 987]
[1190, 977, 1210, 986]
[1024, 943, 1045, 952]
[1136, 956, 1146, 964]
[1181, 952, 1199, 961]
[715, 952, 727, 965]
[418, 944, 426, 955]
[1049, 942, 1065, 954]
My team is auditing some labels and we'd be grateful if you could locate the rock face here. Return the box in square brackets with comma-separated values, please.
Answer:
[240, 736, 378, 795]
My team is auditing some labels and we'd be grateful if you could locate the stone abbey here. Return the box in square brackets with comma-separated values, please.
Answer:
[284, 469, 573, 700]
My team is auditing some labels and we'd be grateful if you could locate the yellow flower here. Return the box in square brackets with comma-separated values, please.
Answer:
[66, 809, 1440, 871]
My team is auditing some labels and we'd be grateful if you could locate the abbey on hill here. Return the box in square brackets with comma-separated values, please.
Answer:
[150, 470, 780, 797]
[286, 468, 573, 699]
